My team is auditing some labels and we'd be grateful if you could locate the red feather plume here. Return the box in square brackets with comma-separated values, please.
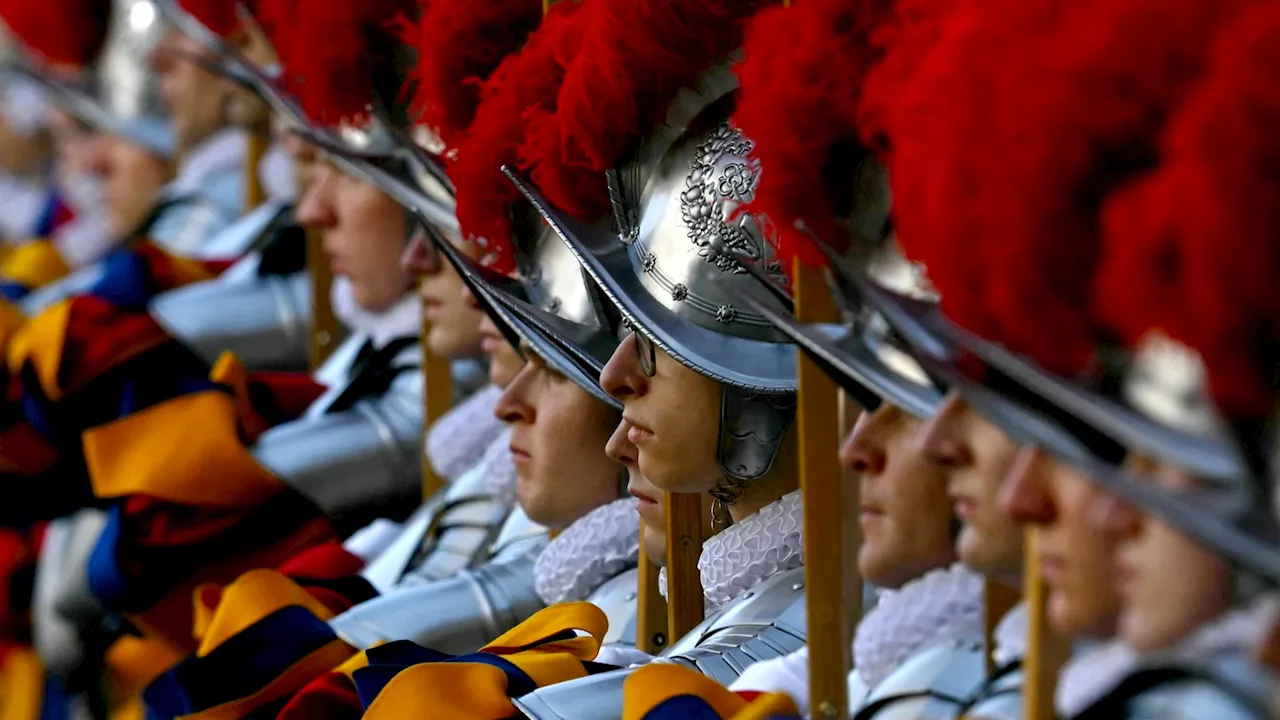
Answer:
[450, 0, 589, 273]
[286, 0, 416, 127]
[1097, 3, 1280, 420]
[882, 0, 1246, 377]
[731, 0, 896, 270]
[522, 0, 766, 222]
[0, 0, 109, 66]
[397, 0, 542, 149]
[249, 0, 297, 69]
[178, 0, 240, 37]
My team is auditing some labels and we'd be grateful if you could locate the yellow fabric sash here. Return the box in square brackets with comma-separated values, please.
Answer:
[362, 603, 609, 720]
[0, 647, 43, 720]
[0, 240, 69, 290]
[622, 664, 800, 720]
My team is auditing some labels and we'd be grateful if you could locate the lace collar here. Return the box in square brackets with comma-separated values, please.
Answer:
[1056, 640, 1139, 717]
[169, 127, 246, 195]
[1056, 596, 1280, 716]
[426, 385, 506, 484]
[331, 278, 422, 349]
[854, 563, 986, 689]
[992, 601, 1029, 667]
[478, 428, 517, 508]
[1167, 595, 1280, 662]
[659, 491, 805, 613]
[535, 498, 639, 605]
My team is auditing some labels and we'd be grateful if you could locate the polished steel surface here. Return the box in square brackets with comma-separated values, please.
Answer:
[252, 336, 424, 531]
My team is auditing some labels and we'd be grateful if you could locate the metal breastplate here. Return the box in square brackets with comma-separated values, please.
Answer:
[186, 198, 292, 260]
[331, 508, 549, 654]
[853, 634, 1000, 720]
[589, 567, 640, 649]
[358, 501, 445, 595]
[395, 462, 511, 585]
[33, 509, 108, 678]
[146, 191, 242, 258]
[149, 265, 311, 371]
[514, 566, 808, 720]
[252, 338, 424, 533]
[1072, 656, 1276, 720]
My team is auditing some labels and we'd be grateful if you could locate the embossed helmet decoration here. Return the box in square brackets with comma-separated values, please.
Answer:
[502, 0, 793, 491]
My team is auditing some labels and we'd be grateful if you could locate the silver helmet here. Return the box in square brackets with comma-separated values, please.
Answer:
[523, 66, 798, 486]
[36, 0, 172, 157]
[745, 226, 945, 422]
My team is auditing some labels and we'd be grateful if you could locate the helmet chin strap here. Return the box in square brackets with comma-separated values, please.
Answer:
[711, 387, 797, 528]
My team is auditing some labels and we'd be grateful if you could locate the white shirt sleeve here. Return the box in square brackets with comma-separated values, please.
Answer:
[730, 647, 811, 715]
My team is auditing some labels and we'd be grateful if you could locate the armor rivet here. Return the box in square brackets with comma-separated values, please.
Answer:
[653, 633, 667, 647]
[671, 284, 688, 302]
[716, 305, 738, 324]
[546, 297, 563, 314]
[817, 701, 840, 719]
[642, 254, 657, 273]
[791, 583, 804, 592]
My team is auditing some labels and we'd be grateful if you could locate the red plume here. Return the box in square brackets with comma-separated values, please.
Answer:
[450, 0, 588, 273]
[397, 0, 542, 149]
[1097, 3, 1280, 420]
[857, 0, 959, 155]
[731, 0, 896, 270]
[249, 0, 297, 70]
[522, 0, 767, 220]
[883, 0, 1247, 377]
[0, 0, 109, 66]
[178, 0, 240, 37]
[286, 0, 416, 127]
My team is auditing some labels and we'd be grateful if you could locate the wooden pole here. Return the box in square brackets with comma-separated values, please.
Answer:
[635, 538, 669, 654]
[244, 131, 269, 212]
[1021, 527, 1069, 719]
[983, 580, 1020, 677]
[306, 228, 339, 370]
[795, 260, 857, 720]
[664, 491, 708, 642]
[420, 318, 453, 499]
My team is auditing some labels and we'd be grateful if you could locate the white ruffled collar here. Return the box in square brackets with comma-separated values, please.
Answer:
[854, 563, 986, 689]
[993, 600, 1029, 667]
[535, 498, 639, 605]
[426, 385, 506, 484]
[1056, 596, 1280, 716]
[1056, 640, 1140, 717]
[478, 428, 517, 509]
[659, 490, 805, 613]
[169, 127, 246, 195]
[1165, 595, 1280, 663]
[330, 277, 421, 348]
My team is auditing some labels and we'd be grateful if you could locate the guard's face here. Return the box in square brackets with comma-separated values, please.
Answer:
[283, 130, 321, 195]
[152, 30, 235, 154]
[297, 161, 412, 313]
[464, 285, 524, 388]
[401, 233, 485, 360]
[1000, 447, 1121, 639]
[48, 110, 102, 213]
[609, 419, 667, 566]
[599, 333, 723, 495]
[89, 133, 170, 238]
[496, 347, 623, 531]
[920, 390, 1024, 587]
[1096, 458, 1232, 653]
[845, 402, 956, 590]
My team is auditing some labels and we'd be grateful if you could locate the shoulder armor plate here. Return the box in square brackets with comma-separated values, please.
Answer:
[150, 270, 311, 371]
[854, 633, 989, 720]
